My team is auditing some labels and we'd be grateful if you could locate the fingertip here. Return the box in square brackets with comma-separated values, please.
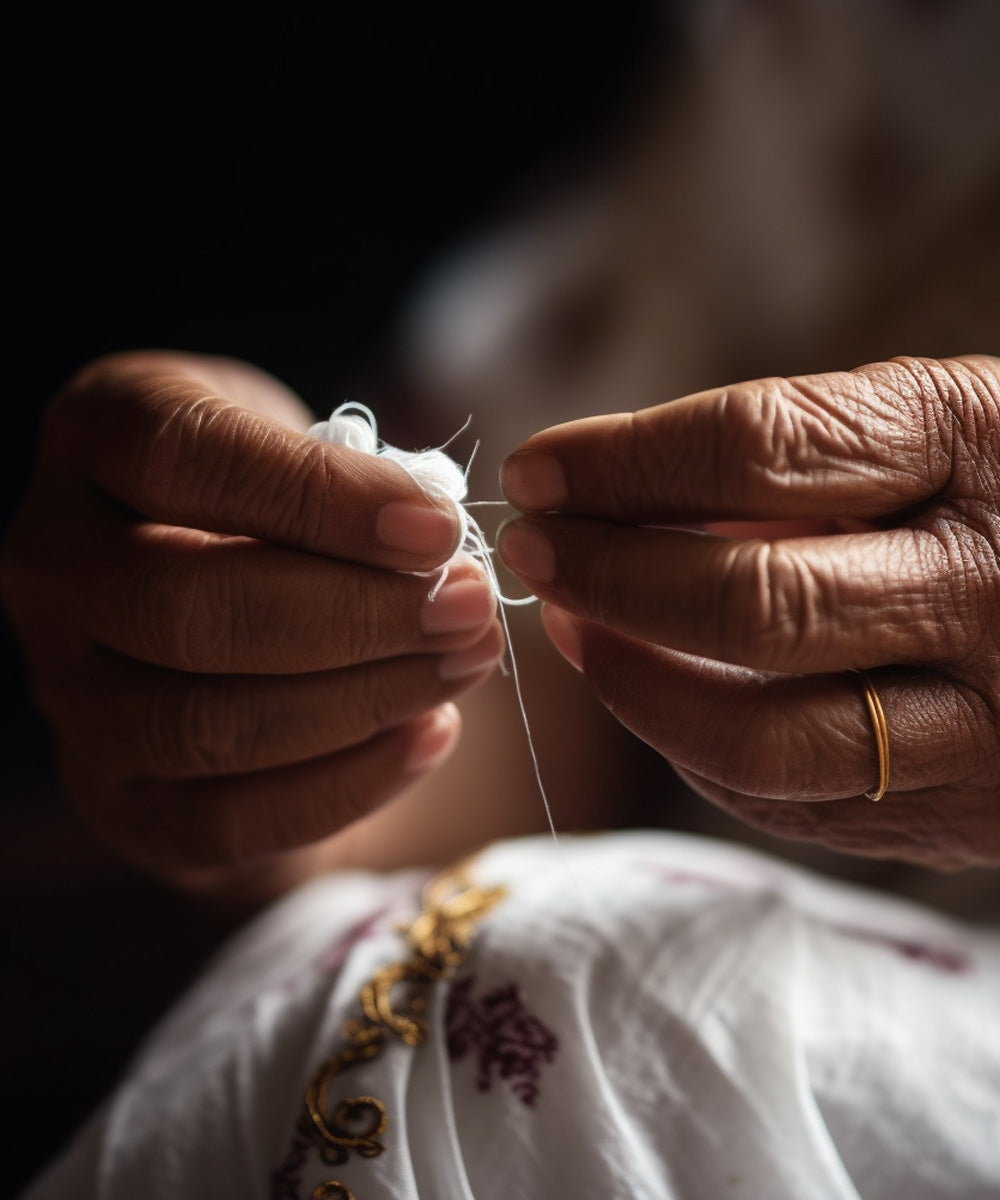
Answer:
[404, 702, 462, 773]
[438, 624, 506, 681]
[420, 576, 497, 636]
[496, 518, 556, 585]
[540, 604, 584, 672]
[499, 452, 567, 512]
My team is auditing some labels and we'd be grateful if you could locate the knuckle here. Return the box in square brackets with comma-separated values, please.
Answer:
[697, 386, 760, 502]
[885, 356, 1000, 486]
[723, 380, 791, 474]
[869, 356, 938, 406]
[731, 366, 941, 505]
[116, 377, 263, 525]
[954, 683, 1000, 770]
[122, 381, 228, 515]
[128, 558, 227, 671]
[42, 355, 229, 498]
[914, 504, 998, 650]
[222, 435, 330, 545]
[699, 378, 856, 509]
[167, 687, 254, 777]
[714, 541, 819, 669]
[268, 442, 340, 544]
[710, 380, 811, 496]
[213, 561, 257, 666]
[859, 357, 947, 434]
[958, 354, 1000, 413]
[132, 384, 201, 482]
[944, 365, 1000, 491]
[925, 523, 999, 660]
[127, 561, 187, 666]
[607, 412, 667, 515]
[899, 354, 999, 419]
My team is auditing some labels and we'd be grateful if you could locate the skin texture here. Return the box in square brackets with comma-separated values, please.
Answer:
[498, 355, 1000, 870]
[0, 352, 504, 887]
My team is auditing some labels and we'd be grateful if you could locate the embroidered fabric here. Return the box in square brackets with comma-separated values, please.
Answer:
[23, 832, 1000, 1200]
[298, 862, 507, 1197]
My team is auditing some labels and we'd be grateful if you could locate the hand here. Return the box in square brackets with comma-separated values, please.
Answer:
[0, 352, 503, 884]
[498, 355, 1000, 870]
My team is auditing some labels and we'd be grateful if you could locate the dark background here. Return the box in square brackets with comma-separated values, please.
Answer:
[2, 7, 665, 1191]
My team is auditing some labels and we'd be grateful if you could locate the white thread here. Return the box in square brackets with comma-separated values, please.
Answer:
[308, 402, 560, 848]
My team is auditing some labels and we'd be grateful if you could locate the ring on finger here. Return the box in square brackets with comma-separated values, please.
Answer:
[854, 668, 891, 802]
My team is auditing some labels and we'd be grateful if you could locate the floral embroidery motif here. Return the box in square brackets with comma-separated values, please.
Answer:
[272, 861, 507, 1200]
[446, 975, 558, 1106]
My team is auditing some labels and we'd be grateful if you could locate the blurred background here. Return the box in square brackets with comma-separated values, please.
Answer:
[4, 2, 999, 1190]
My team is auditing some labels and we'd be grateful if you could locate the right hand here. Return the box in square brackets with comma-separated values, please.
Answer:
[0, 352, 503, 883]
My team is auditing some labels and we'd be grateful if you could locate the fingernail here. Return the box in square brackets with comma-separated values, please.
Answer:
[497, 520, 555, 584]
[421, 578, 496, 635]
[500, 452, 567, 511]
[541, 605, 583, 671]
[377, 500, 459, 558]
[406, 703, 460, 772]
[439, 631, 504, 680]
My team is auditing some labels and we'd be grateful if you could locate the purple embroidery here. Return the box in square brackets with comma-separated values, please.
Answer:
[826, 924, 969, 973]
[270, 1130, 310, 1200]
[446, 975, 558, 1106]
[634, 861, 969, 974]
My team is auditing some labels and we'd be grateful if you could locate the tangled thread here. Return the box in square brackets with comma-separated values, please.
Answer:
[308, 402, 533, 606]
[308, 403, 559, 846]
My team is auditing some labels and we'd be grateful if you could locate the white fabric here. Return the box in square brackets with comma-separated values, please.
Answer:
[23, 832, 1000, 1199]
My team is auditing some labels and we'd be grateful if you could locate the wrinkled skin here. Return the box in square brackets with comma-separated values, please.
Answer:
[0, 352, 503, 885]
[499, 356, 1000, 870]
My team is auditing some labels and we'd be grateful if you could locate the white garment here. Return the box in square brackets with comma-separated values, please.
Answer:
[23, 832, 1000, 1199]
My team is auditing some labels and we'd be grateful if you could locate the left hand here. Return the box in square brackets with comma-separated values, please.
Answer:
[497, 355, 1000, 870]
[0, 352, 502, 890]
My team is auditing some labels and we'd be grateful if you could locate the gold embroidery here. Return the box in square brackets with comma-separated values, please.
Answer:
[312, 1185, 357, 1200]
[300, 860, 506, 1197]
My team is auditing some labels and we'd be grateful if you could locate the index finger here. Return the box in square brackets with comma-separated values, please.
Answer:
[500, 356, 995, 523]
[45, 353, 462, 572]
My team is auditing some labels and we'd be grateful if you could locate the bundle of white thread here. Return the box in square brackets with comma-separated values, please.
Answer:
[308, 402, 469, 524]
[307, 401, 559, 847]
[308, 401, 529, 605]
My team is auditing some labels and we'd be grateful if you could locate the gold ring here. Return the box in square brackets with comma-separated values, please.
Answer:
[856, 669, 890, 802]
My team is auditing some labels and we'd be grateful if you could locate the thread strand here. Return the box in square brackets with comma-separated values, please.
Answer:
[308, 403, 560, 847]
